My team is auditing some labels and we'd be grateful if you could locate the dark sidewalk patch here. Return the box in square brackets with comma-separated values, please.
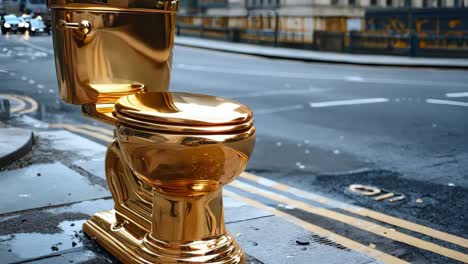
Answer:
[0, 212, 89, 235]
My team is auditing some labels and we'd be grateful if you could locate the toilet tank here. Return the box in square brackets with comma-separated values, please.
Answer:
[47, 0, 179, 105]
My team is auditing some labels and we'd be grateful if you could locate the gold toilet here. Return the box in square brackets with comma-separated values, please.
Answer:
[46, 0, 256, 263]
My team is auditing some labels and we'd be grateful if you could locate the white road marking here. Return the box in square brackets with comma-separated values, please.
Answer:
[255, 104, 304, 115]
[16, 39, 54, 55]
[309, 98, 389, 108]
[344, 76, 364, 82]
[446, 92, 468, 98]
[425, 99, 468, 107]
[0, 69, 8, 73]
[231, 87, 324, 98]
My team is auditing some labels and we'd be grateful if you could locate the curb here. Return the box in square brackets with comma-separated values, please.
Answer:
[0, 128, 34, 168]
[174, 37, 468, 69]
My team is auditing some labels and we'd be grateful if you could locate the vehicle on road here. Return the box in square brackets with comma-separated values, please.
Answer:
[18, 13, 30, 33]
[1, 14, 21, 34]
[26, 16, 48, 35]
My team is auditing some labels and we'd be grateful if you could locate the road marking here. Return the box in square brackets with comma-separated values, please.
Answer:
[446, 92, 468, 98]
[15, 39, 54, 55]
[224, 190, 409, 264]
[46, 122, 468, 261]
[0, 94, 38, 114]
[230, 180, 468, 263]
[49, 124, 114, 143]
[255, 104, 304, 115]
[241, 172, 468, 249]
[0, 94, 27, 113]
[425, 99, 468, 107]
[344, 76, 364, 82]
[231, 87, 324, 98]
[17, 95, 38, 114]
[309, 98, 389, 108]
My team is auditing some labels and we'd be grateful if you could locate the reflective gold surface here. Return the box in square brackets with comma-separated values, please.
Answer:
[83, 93, 255, 263]
[47, 0, 180, 12]
[114, 92, 254, 133]
[50, 10, 175, 104]
[49, 0, 254, 262]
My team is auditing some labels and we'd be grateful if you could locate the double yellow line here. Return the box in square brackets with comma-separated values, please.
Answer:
[231, 174, 468, 263]
[0, 93, 38, 114]
[51, 123, 468, 264]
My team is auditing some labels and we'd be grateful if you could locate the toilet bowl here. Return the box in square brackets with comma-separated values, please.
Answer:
[83, 91, 255, 263]
[48, 0, 256, 261]
[114, 92, 255, 196]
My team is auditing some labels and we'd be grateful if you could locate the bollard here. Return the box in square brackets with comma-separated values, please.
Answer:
[0, 99, 10, 121]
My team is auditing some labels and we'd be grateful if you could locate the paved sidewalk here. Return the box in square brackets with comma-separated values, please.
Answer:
[0, 115, 382, 264]
[0, 127, 33, 168]
[175, 36, 468, 68]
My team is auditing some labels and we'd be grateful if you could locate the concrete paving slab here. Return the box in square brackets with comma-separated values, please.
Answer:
[227, 216, 380, 264]
[224, 196, 273, 223]
[0, 196, 270, 263]
[25, 250, 115, 264]
[0, 127, 33, 168]
[0, 199, 114, 263]
[0, 219, 86, 263]
[0, 163, 110, 214]
[36, 130, 107, 159]
[73, 157, 106, 179]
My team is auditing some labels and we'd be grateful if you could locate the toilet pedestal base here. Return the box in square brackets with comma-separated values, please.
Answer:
[83, 210, 245, 264]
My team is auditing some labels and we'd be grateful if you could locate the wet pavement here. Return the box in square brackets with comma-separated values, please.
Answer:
[0, 116, 379, 263]
[0, 33, 467, 263]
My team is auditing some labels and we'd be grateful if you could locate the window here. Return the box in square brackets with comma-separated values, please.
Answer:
[386, 0, 392, 6]
[331, 0, 339, 5]
[422, 0, 428, 6]
[371, 0, 377, 5]
[404, 0, 411, 6]
[349, 0, 356, 5]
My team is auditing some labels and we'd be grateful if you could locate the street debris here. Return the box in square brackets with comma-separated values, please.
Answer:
[296, 240, 310, 246]
[295, 162, 305, 169]
[349, 184, 381, 196]
[348, 184, 406, 203]
[415, 198, 423, 203]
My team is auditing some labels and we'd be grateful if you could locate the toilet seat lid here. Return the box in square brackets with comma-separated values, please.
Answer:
[114, 92, 253, 132]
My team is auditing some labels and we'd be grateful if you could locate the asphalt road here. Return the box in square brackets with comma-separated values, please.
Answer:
[1, 34, 467, 264]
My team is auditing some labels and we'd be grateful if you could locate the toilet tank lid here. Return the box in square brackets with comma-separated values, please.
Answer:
[47, 0, 179, 13]
[115, 92, 253, 127]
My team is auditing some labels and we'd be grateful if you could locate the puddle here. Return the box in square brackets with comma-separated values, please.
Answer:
[0, 220, 85, 262]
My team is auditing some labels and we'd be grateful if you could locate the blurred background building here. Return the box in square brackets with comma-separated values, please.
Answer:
[176, 0, 468, 58]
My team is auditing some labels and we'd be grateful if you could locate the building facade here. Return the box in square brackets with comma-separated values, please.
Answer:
[203, 0, 467, 17]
